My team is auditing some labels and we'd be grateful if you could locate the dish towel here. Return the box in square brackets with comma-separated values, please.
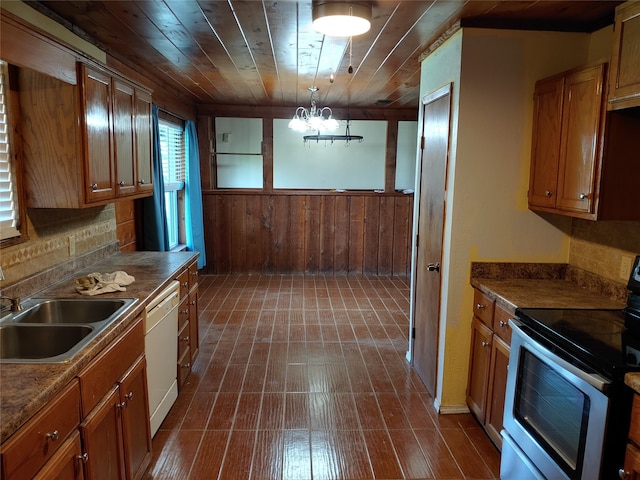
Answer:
[75, 271, 135, 296]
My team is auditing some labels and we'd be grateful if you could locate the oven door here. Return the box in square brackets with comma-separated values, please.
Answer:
[502, 319, 611, 480]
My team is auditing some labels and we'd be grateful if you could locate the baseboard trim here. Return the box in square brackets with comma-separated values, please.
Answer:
[434, 399, 470, 415]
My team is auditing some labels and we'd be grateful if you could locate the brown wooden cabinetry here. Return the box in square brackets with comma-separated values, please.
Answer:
[19, 62, 153, 208]
[466, 288, 512, 449]
[621, 394, 640, 479]
[528, 62, 640, 220]
[176, 260, 200, 389]
[609, 1, 640, 110]
[33, 431, 85, 480]
[0, 380, 82, 480]
[78, 317, 152, 480]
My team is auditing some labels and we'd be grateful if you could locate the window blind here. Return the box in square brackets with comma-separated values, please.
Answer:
[158, 119, 186, 185]
[0, 61, 20, 241]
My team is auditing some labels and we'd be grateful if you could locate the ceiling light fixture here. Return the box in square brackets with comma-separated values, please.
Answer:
[288, 87, 340, 132]
[312, 2, 372, 37]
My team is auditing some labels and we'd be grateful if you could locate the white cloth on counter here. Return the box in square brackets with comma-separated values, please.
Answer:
[75, 271, 135, 296]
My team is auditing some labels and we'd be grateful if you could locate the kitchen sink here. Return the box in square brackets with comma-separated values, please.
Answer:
[0, 324, 93, 360]
[0, 297, 137, 363]
[13, 298, 130, 324]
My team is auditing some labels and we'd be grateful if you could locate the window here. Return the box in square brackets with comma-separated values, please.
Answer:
[158, 115, 186, 250]
[0, 60, 22, 243]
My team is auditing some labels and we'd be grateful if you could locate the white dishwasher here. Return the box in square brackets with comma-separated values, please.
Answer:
[144, 280, 180, 437]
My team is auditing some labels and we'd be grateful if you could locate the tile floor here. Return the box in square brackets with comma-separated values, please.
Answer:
[146, 274, 500, 480]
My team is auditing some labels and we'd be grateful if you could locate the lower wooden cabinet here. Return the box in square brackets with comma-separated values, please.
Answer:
[621, 395, 640, 479]
[176, 259, 200, 390]
[466, 288, 512, 449]
[33, 431, 86, 480]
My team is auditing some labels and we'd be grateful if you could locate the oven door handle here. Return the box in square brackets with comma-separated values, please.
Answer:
[509, 318, 611, 392]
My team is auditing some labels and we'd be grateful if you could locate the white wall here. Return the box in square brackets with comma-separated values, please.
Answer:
[415, 27, 600, 411]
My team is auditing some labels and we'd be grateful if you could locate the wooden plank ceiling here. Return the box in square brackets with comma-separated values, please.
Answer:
[28, 0, 621, 109]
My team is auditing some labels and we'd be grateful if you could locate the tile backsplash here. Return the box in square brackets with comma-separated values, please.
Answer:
[0, 205, 117, 286]
[569, 219, 640, 284]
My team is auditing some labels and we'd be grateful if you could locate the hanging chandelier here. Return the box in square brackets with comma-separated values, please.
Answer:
[288, 87, 340, 132]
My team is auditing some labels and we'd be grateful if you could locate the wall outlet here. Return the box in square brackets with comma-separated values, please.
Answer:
[68, 235, 75, 256]
[620, 255, 633, 281]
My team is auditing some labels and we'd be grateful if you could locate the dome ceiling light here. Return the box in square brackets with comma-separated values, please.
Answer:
[312, 2, 372, 37]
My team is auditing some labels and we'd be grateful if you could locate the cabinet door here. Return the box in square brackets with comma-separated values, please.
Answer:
[81, 64, 115, 203]
[119, 355, 152, 480]
[134, 89, 153, 195]
[33, 431, 85, 480]
[113, 79, 136, 197]
[80, 386, 126, 480]
[529, 75, 564, 209]
[621, 443, 640, 480]
[556, 64, 605, 214]
[609, 1, 640, 110]
[466, 316, 493, 422]
[188, 286, 199, 364]
[485, 336, 510, 449]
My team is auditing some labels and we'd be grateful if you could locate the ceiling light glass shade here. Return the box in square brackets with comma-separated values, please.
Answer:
[288, 102, 340, 132]
[312, 2, 372, 37]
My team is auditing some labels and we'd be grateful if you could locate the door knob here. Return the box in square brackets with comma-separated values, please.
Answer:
[427, 262, 440, 272]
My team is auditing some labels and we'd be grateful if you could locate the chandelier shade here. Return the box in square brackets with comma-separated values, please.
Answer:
[288, 88, 340, 132]
[312, 2, 372, 37]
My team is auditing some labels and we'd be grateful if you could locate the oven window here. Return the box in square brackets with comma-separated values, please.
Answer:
[515, 349, 590, 478]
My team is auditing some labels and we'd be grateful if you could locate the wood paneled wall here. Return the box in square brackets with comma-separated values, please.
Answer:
[202, 192, 413, 276]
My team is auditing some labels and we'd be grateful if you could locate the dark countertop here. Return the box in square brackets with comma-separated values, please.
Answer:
[0, 251, 198, 444]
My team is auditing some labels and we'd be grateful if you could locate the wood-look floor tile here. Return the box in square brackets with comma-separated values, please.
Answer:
[388, 429, 434, 479]
[219, 430, 256, 480]
[259, 392, 285, 430]
[288, 342, 307, 364]
[188, 430, 229, 478]
[309, 393, 360, 431]
[363, 429, 404, 479]
[234, 392, 262, 430]
[367, 363, 396, 393]
[242, 362, 267, 392]
[439, 427, 493, 479]
[181, 391, 215, 430]
[464, 426, 501, 476]
[311, 430, 342, 480]
[377, 393, 412, 430]
[157, 391, 194, 432]
[207, 393, 239, 430]
[220, 363, 247, 392]
[284, 393, 309, 429]
[286, 363, 309, 392]
[251, 430, 284, 480]
[353, 393, 386, 430]
[396, 392, 437, 430]
[269, 342, 289, 364]
[145, 430, 202, 479]
[413, 429, 464, 479]
[283, 429, 312, 480]
[333, 429, 374, 479]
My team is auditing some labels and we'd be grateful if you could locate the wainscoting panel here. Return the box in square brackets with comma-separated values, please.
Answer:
[202, 192, 413, 276]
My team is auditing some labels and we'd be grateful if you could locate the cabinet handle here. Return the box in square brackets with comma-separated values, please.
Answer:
[181, 309, 189, 315]
[90, 183, 98, 191]
[182, 282, 188, 289]
[182, 362, 191, 368]
[481, 341, 490, 348]
[189, 300, 196, 306]
[138, 179, 146, 185]
[619, 469, 630, 479]
[545, 190, 552, 197]
[77, 452, 89, 463]
[125, 392, 134, 401]
[579, 193, 588, 200]
[119, 181, 125, 186]
[180, 336, 190, 343]
[476, 303, 485, 310]
[45, 430, 59, 441]
[117, 401, 127, 409]
[499, 320, 507, 327]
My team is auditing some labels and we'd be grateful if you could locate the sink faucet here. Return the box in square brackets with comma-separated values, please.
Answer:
[0, 296, 22, 312]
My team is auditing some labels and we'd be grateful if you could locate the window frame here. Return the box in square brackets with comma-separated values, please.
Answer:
[0, 61, 28, 248]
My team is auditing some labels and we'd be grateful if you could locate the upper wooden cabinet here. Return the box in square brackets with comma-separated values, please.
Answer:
[608, 1, 640, 110]
[19, 62, 153, 208]
[528, 62, 640, 220]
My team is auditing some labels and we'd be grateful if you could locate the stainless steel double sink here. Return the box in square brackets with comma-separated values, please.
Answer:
[0, 298, 137, 363]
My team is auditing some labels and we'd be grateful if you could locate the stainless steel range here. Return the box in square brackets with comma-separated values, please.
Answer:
[501, 255, 640, 480]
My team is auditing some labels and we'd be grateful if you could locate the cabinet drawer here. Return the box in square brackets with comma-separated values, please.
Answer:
[32, 430, 84, 480]
[1, 379, 81, 480]
[176, 269, 189, 300]
[178, 318, 190, 360]
[177, 348, 191, 389]
[493, 305, 513, 345]
[473, 289, 495, 326]
[78, 316, 144, 415]
[630, 394, 640, 447]
[178, 296, 190, 329]
[188, 261, 198, 291]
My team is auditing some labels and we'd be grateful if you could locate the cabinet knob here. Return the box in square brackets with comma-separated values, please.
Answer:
[499, 320, 507, 327]
[91, 183, 98, 191]
[182, 362, 191, 369]
[77, 453, 89, 463]
[125, 391, 134, 401]
[182, 282, 188, 289]
[45, 430, 59, 441]
[117, 401, 127, 409]
[189, 300, 196, 306]
[579, 193, 588, 200]
[619, 469, 630, 479]
[119, 181, 125, 186]
[181, 309, 189, 315]
[180, 336, 190, 343]
[545, 190, 552, 197]
[481, 341, 490, 348]
[476, 303, 485, 310]
[138, 179, 146, 185]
